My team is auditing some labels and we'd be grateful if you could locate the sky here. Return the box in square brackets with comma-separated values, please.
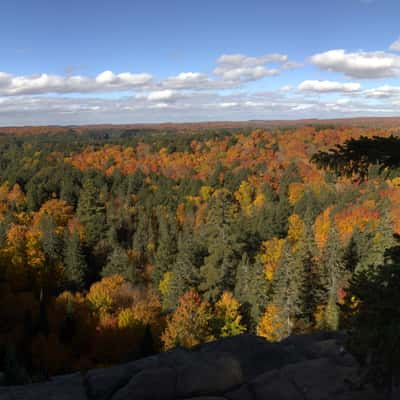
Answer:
[1, 0, 400, 125]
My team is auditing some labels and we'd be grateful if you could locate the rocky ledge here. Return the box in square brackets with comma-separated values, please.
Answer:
[0, 332, 384, 400]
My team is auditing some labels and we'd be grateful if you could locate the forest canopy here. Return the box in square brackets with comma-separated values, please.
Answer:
[1, 123, 400, 383]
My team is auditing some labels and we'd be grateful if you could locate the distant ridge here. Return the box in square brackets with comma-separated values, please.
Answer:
[1, 116, 400, 136]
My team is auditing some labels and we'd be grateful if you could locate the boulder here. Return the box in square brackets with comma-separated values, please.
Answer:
[198, 334, 294, 379]
[281, 357, 358, 400]
[176, 353, 243, 398]
[0, 373, 87, 400]
[250, 369, 303, 400]
[85, 355, 159, 400]
[0, 332, 386, 400]
[183, 398, 227, 400]
[111, 367, 176, 400]
[224, 384, 254, 400]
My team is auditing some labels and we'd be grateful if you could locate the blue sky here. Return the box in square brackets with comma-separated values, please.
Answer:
[1, 0, 400, 125]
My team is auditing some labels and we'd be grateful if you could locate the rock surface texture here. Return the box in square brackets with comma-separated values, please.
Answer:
[0, 332, 384, 399]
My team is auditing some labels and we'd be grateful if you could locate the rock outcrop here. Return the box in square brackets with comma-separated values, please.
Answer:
[0, 332, 383, 400]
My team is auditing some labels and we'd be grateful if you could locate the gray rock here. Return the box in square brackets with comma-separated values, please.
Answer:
[0, 332, 384, 400]
[225, 384, 254, 400]
[85, 355, 159, 400]
[281, 357, 358, 400]
[111, 367, 176, 400]
[183, 398, 227, 400]
[176, 354, 243, 398]
[185, 396, 226, 400]
[198, 334, 295, 380]
[250, 369, 303, 400]
[0, 373, 87, 400]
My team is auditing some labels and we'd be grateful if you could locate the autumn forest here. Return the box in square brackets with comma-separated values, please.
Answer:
[1, 122, 400, 383]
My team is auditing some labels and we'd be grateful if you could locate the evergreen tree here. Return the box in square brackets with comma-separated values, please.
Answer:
[132, 208, 149, 268]
[234, 253, 269, 330]
[76, 178, 106, 247]
[63, 231, 87, 290]
[270, 242, 305, 337]
[199, 189, 242, 301]
[153, 210, 177, 285]
[320, 228, 346, 330]
[162, 229, 201, 310]
[102, 246, 136, 283]
[39, 214, 62, 262]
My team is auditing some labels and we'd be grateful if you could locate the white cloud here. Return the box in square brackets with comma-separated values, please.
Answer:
[298, 80, 361, 93]
[0, 52, 300, 96]
[390, 38, 400, 52]
[363, 85, 400, 98]
[161, 72, 212, 89]
[0, 70, 153, 96]
[310, 49, 400, 79]
[214, 53, 292, 83]
[146, 90, 178, 101]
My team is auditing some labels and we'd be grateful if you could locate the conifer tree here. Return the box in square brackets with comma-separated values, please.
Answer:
[234, 253, 269, 330]
[102, 246, 136, 283]
[77, 178, 106, 247]
[63, 231, 87, 290]
[320, 228, 346, 330]
[39, 214, 62, 263]
[153, 210, 177, 285]
[270, 242, 305, 337]
[199, 189, 242, 301]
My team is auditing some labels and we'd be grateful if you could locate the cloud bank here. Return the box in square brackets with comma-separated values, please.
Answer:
[1, 44, 400, 125]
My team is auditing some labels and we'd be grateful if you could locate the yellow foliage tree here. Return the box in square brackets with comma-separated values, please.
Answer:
[257, 303, 286, 342]
[87, 275, 130, 316]
[314, 208, 332, 250]
[234, 181, 254, 215]
[259, 238, 285, 281]
[214, 291, 246, 337]
[287, 214, 306, 243]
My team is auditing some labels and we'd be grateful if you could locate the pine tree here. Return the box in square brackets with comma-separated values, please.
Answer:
[132, 207, 148, 268]
[76, 179, 106, 247]
[320, 228, 346, 330]
[234, 253, 269, 330]
[63, 231, 87, 290]
[153, 210, 177, 285]
[39, 214, 62, 263]
[199, 189, 242, 301]
[162, 229, 200, 311]
[270, 242, 305, 338]
[102, 246, 136, 283]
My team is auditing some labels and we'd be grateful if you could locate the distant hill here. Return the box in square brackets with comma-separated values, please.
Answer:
[1, 116, 400, 136]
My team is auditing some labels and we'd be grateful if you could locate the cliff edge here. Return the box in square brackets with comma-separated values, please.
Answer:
[0, 332, 384, 399]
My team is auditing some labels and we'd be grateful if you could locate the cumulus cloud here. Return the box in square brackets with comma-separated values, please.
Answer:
[298, 80, 361, 93]
[390, 38, 400, 52]
[310, 49, 400, 79]
[0, 52, 300, 96]
[214, 53, 291, 83]
[1, 86, 398, 126]
[1, 49, 400, 125]
[0, 70, 153, 96]
[363, 85, 400, 98]
[146, 90, 179, 101]
[161, 72, 212, 90]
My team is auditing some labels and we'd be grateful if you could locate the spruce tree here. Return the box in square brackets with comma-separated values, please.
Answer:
[102, 246, 135, 283]
[199, 189, 242, 301]
[76, 178, 106, 247]
[63, 231, 87, 290]
[234, 253, 269, 330]
[153, 210, 177, 285]
[320, 228, 346, 330]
